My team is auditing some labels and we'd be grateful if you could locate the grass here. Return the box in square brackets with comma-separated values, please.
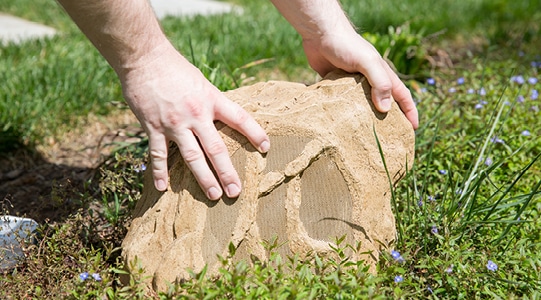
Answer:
[1, 0, 541, 298]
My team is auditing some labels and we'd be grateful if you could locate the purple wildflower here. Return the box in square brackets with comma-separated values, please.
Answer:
[511, 75, 525, 85]
[478, 87, 487, 96]
[531, 90, 538, 100]
[438, 169, 448, 175]
[391, 250, 405, 263]
[517, 95, 525, 103]
[427, 78, 436, 85]
[531, 105, 539, 112]
[428, 195, 436, 202]
[528, 77, 538, 85]
[445, 265, 454, 273]
[521, 130, 531, 136]
[485, 157, 493, 166]
[431, 225, 438, 234]
[135, 163, 147, 173]
[475, 103, 484, 110]
[91, 273, 102, 281]
[467, 88, 475, 94]
[79, 272, 89, 281]
[448, 87, 457, 93]
[394, 275, 404, 283]
[457, 77, 465, 85]
[490, 136, 505, 144]
[487, 260, 498, 272]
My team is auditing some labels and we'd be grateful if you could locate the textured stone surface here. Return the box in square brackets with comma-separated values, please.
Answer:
[122, 71, 415, 291]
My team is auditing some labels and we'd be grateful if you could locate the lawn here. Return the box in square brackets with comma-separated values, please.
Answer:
[1, 0, 541, 298]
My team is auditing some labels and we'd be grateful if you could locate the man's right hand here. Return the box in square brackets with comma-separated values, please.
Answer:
[120, 43, 270, 199]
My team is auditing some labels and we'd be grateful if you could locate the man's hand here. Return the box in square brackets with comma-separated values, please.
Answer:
[120, 44, 270, 199]
[270, 0, 419, 129]
[302, 31, 419, 129]
[57, 0, 269, 200]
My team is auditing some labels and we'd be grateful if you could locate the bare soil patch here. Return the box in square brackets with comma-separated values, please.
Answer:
[0, 109, 145, 223]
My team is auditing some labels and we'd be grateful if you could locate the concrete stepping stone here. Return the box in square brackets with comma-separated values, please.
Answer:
[0, 0, 238, 45]
[150, 0, 240, 19]
[0, 13, 56, 45]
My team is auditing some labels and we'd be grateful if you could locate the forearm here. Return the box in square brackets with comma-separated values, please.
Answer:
[269, 0, 355, 40]
[57, 0, 170, 76]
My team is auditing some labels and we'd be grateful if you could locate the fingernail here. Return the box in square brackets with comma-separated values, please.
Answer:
[156, 179, 167, 191]
[207, 187, 222, 200]
[259, 140, 270, 153]
[380, 98, 392, 111]
[225, 183, 240, 198]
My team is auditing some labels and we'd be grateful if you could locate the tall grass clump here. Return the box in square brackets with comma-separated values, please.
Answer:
[386, 54, 541, 297]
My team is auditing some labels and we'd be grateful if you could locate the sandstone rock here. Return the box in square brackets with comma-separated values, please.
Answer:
[121, 71, 415, 291]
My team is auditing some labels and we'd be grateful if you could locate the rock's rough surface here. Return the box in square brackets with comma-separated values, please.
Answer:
[122, 71, 415, 291]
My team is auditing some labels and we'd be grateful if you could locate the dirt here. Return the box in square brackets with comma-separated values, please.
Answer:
[0, 109, 145, 224]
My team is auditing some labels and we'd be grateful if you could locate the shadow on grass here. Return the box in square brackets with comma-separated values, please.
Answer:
[0, 144, 92, 224]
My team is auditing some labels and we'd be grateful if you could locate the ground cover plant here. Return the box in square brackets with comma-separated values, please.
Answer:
[1, 0, 540, 298]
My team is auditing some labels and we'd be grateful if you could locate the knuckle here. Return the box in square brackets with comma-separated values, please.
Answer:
[181, 148, 204, 163]
[150, 148, 168, 163]
[230, 107, 251, 126]
[184, 98, 205, 119]
[216, 169, 237, 183]
[205, 139, 228, 157]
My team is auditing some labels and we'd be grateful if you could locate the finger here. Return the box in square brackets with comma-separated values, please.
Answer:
[214, 97, 270, 153]
[384, 64, 419, 129]
[148, 133, 169, 191]
[364, 58, 394, 113]
[174, 130, 223, 200]
[194, 122, 242, 198]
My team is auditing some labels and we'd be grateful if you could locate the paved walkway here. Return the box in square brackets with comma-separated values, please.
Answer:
[0, 0, 238, 45]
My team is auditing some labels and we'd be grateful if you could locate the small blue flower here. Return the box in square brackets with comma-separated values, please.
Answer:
[511, 75, 525, 85]
[521, 130, 531, 136]
[79, 272, 89, 281]
[531, 105, 540, 113]
[92, 273, 102, 281]
[135, 163, 147, 173]
[531, 90, 538, 100]
[490, 136, 505, 144]
[457, 77, 465, 85]
[427, 286, 434, 294]
[484, 157, 493, 166]
[487, 260, 498, 272]
[445, 265, 454, 273]
[528, 77, 538, 85]
[394, 275, 404, 283]
[438, 169, 448, 175]
[427, 78, 436, 85]
[427, 195, 436, 202]
[391, 250, 405, 263]
[474, 103, 484, 110]
[467, 88, 475, 94]
[517, 95, 525, 103]
[431, 225, 438, 234]
[418, 199, 423, 207]
[478, 88, 487, 96]
[448, 87, 457, 93]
